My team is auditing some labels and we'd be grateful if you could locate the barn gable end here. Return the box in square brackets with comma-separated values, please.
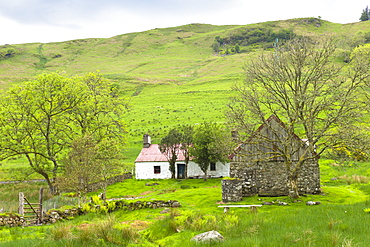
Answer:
[225, 115, 320, 200]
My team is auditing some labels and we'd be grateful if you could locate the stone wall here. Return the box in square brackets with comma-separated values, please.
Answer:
[86, 173, 132, 192]
[221, 179, 243, 202]
[0, 199, 181, 227]
[297, 160, 321, 195]
[0, 214, 26, 227]
[228, 159, 320, 197]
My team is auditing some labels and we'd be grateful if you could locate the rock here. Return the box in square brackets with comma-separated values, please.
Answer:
[263, 201, 273, 205]
[278, 201, 288, 206]
[306, 201, 315, 205]
[191, 230, 224, 243]
[160, 208, 170, 214]
[145, 182, 159, 186]
[172, 201, 181, 207]
[306, 201, 321, 206]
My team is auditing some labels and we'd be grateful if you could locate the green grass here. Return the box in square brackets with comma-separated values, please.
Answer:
[1, 176, 370, 246]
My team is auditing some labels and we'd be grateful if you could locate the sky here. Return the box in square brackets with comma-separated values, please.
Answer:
[0, 0, 369, 45]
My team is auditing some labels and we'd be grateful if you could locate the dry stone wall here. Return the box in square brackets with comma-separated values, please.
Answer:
[0, 199, 181, 227]
[0, 214, 26, 227]
[86, 173, 132, 192]
[221, 179, 243, 202]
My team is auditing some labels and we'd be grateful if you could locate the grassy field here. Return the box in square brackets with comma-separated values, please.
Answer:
[0, 158, 369, 246]
[1, 172, 370, 246]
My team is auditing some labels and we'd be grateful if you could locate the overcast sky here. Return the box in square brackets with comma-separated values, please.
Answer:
[0, 0, 369, 45]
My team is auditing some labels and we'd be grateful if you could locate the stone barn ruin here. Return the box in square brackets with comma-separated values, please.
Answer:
[222, 115, 320, 202]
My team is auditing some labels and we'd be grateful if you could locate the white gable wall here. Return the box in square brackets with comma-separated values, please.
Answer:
[135, 161, 171, 179]
[135, 161, 229, 179]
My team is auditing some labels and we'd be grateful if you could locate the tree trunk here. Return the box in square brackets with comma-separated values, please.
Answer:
[26, 154, 58, 195]
[37, 169, 57, 195]
[169, 162, 176, 179]
[46, 178, 57, 195]
[287, 173, 299, 199]
[203, 169, 208, 181]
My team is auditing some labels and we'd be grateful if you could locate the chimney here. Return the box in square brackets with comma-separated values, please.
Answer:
[143, 134, 151, 148]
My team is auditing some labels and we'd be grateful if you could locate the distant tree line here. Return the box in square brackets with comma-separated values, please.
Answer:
[212, 27, 295, 54]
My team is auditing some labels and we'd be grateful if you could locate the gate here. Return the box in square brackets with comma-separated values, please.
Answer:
[19, 188, 43, 225]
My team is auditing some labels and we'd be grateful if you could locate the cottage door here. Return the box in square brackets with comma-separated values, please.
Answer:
[177, 164, 186, 179]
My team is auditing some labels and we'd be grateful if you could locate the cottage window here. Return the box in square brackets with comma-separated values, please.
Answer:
[154, 166, 161, 174]
[210, 162, 216, 171]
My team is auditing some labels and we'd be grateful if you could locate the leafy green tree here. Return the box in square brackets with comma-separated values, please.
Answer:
[360, 6, 370, 21]
[190, 123, 231, 181]
[0, 72, 127, 194]
[159, 129, 183, 179]
[227, 37, 369, 199]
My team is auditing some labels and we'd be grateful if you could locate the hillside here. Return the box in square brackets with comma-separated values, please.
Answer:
[1, 18, 370, 165]
[2, 19, 370, 85]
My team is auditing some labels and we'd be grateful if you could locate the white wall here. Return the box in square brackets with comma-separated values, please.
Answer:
[187, 161, 229, 178]
[135, 162, 171, 179]
[135, 161, 230, 179]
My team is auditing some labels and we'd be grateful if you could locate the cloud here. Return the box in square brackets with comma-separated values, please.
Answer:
[0, 0, 368, 44]
[0, 0, 231, 25]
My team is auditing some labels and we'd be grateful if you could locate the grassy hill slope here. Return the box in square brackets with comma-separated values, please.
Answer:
[1, 18, 370, 166]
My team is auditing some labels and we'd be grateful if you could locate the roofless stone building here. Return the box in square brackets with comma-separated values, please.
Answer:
[222, 115, 320, 202]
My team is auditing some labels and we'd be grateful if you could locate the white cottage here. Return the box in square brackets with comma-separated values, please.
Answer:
[135, 135, 229, 179]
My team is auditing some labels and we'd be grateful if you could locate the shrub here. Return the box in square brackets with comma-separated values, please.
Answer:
[223, 213, 239, 229]
[49, 223, 73, 241]
[339, 174, 370, 184]
[143, 216, 177, 241]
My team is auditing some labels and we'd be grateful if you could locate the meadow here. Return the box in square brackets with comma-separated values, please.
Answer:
[0, 158, 369, 246]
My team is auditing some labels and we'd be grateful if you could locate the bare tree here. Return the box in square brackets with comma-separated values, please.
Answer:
[227, 37, 369, 199]
[58, 135, 122, 203]
[159, 129, 183, 179]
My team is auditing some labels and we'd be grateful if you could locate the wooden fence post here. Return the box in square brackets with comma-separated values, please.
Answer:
[38, 188, 43, 224]
[19, 192, 24, 216]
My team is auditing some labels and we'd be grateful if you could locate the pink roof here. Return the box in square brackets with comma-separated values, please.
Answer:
[135, 144, 186, 162]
